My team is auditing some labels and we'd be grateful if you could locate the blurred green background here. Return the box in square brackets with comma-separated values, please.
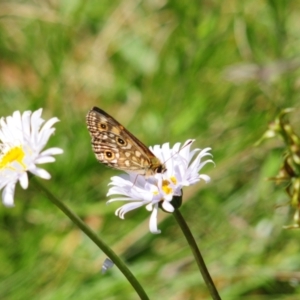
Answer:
[1, 0, 300, 299]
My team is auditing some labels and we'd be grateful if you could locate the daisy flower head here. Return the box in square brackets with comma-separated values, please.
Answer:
[107, 139, 214, 234]
[0, 109, 63, 207]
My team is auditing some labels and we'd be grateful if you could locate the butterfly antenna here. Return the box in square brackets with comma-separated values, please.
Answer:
[131, 174, 140, 188]
[162, 140, 193, 165]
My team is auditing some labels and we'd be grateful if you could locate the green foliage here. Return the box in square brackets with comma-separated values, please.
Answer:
[1, 0, 300, 299]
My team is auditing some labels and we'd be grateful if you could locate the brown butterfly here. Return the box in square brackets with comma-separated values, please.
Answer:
[86, 107, 166, 177]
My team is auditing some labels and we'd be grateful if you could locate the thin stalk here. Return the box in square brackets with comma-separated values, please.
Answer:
[173, 209, 221, 300]
[33, 178, 149, 300]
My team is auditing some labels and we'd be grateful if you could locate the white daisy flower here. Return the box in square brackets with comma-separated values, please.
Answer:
[107, 139, 213, 234]
[0, 109, 63, 207]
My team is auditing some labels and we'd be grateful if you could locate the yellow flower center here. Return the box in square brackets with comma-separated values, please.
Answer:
[170, 176, 177, 185]
[0, 146, 26, 170]
[162, 179, 173, 195]
[152, 176, 178, 196]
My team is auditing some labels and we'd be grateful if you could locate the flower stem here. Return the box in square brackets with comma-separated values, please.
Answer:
[173, 209, 221, 300]
[33, 178, 149, 300]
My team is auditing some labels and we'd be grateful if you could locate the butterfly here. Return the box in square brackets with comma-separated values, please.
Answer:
[86, 107, 166, 177]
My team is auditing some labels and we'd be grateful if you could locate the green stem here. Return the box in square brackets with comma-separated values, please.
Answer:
[33, 178, 149, 300]
[173, 209, 221, 300]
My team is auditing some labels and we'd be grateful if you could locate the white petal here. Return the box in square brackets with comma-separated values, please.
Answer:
[30, 167, 51, 179]
[145, 203, 153, 211]
[41, 147, 63, 156]
[36, 128, 55, 151]
[199, 158, 215, 169]
[2, 183, 16, 207]
[115, 202, 145, 218]
[160, 142, 171, 162]
[0, 117, 15, 142]
[199, 174, 211, 183]
[29, 109, 44, 148]
[161, 201, 174, 212]
[19, 172, 29, 189]
[37, 117, 60, 149]
[41, 116, 59, 132]
[35, 156, 56, 164]
[21, 110, 32, 141]
[11, 111, 23, 139]
[30, 109, 43, 135]
[163, 191, 174, 201]
[181, 180, 191, 186]
[108, 175, 130, 186]
[107, 197, 133, 203]
[179, 139, 195, 160]
[149, 205, 161, 234]
[171, 141, 182, 153]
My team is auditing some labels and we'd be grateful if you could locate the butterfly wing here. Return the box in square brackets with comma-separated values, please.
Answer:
[86, 107, 163, 175]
